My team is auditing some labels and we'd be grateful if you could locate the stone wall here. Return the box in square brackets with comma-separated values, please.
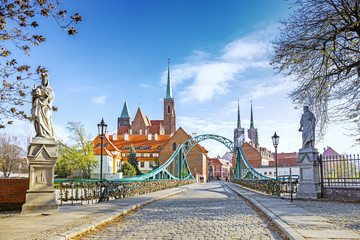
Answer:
[0, 178, 29, 211]
[322, 187, 360, 201]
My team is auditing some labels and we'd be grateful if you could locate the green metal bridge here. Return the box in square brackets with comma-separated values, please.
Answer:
[120, 134, 272, 181]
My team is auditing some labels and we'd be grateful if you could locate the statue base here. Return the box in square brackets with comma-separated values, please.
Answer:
[22, 137, 59, 213]
[296, 147, 321, 199]
[22, 190, 58, 212]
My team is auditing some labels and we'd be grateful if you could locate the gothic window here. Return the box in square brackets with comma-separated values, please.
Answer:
[173, 142, 176, 151]
[140, 129, 142, 135]
[168, 105, 170, 113]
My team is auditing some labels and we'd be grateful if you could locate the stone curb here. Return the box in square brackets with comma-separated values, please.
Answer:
[226, 183, 305, 240]
[47, 184, 196, 240]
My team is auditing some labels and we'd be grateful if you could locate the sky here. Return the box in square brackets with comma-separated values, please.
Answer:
[4, 0, 359, 157]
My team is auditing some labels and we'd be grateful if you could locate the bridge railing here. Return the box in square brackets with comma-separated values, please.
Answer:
[54, 179, 195, 205]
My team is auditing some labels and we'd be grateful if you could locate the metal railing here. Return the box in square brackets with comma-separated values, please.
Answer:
[319, 154, 360, 187]
[55, 179, 195, 205]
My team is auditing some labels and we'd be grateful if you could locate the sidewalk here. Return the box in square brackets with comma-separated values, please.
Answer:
[0, 183, 197, 240]
[226, 182, 360, 240]
[1, 182, 359, 240]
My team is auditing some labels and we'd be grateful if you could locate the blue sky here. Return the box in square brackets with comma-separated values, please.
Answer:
[5, 0, 359, 156]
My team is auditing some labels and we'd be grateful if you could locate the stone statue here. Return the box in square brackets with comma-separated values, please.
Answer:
[31, 73, 55, 138]
[298, 106, 315, 148]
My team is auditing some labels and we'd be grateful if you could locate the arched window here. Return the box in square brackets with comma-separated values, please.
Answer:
[139, 129, 142, 135]
[173, 142, 176, 151]
[168, 105, 170, 113]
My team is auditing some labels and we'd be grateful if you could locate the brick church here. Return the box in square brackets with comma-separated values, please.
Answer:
[117, 58, 176, 136]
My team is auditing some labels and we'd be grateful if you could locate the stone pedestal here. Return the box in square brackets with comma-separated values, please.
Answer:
[22, 137, 59, 212]
[296, 147, 321, 199]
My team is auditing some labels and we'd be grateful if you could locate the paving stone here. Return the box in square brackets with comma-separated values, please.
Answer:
[79, 182, 276, 240]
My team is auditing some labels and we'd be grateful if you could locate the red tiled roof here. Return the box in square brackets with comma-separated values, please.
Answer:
[270, 152, 298, 167]
[148, 125, 160, 135]
[150, 120, 164, 126]
[110, 134, 171, 153]
[94, 146, 113, 157]
[118, 126, 130, 135]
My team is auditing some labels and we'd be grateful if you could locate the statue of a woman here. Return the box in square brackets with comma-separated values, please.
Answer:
[31, 73, 55, 138]
[299, 106, 315, 148]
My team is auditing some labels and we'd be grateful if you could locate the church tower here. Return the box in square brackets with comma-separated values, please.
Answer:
[247, 101, 259, 146]
[234, 100, 245, 147]
[163, 58, 176, 135]
[118, 101, 131, 127]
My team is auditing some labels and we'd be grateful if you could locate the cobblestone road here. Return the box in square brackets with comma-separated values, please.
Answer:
[78, 182, 278, 240]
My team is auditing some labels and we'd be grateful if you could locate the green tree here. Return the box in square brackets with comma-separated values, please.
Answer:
[127, 145, 142, 175]
[119, 162, 136, 176]
[55, 140, 73, 178]
[0, 0, 82, 128]
[270, 0, 360, 141]
[55, 122, 97, 179]
[0, 133, 24, 178]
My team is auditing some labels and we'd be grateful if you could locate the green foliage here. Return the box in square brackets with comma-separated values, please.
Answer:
[55, 122, 97, 179]
[0, 1, 82, 128]
[127, 145, 142, 175]
[270, 0, 360, 141]
[120, 162, 136, 176]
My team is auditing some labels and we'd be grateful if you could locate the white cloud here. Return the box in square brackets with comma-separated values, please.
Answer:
[91, 95, 108, 104]
[161, 29, 275, 103]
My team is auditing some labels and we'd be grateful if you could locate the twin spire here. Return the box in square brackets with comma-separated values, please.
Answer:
[250, 101, 255, 129]
[236, 100, 255, 129]
[237, 100, 241, 128]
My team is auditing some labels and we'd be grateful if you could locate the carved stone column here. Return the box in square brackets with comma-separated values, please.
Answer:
[22, 137, 59, 212]
[296, 147, 321, 199]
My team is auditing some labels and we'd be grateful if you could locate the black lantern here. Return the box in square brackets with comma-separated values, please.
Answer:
[97, 118, 107, 180]
[271, 132, 280, 179]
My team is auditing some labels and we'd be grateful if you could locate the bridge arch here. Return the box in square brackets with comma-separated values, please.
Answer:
[117, 134, 272, 181]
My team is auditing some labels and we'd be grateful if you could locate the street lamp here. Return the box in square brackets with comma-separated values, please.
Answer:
[272, 132, 280, 179]
[97, 118, 107, 180]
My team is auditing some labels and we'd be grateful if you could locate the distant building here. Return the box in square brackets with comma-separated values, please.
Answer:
[241, 142, 274, 168]
[117, 58, 176, 136]
[247, 101, 259, 146]
[254, 152, 299, 178]
[93, 137, 122, 179]
[208, 157, 231, 180]
[159, 127, 208, 182]
[234, 100, 245, 147]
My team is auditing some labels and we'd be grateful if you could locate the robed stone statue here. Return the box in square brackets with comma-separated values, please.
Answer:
[23, 73, 58, 212]
[31, 73, 55, 138]
[298, 106, 315, 148]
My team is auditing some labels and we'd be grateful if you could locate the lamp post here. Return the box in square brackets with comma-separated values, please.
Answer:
[272, 132, 280, 179]
[97, 118, 107, 180]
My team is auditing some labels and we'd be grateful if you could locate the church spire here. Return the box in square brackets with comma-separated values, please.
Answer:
[237, 100, 241, 128]
[120, 101, 130, 118]
[166, 57, 173, 99]
[250, 101, 254, 129]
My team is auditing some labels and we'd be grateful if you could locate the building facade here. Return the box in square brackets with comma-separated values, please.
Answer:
[208, 157, 231, 180]
[117, 58, 176, 136]
[234, 100, 245, 147]
[247, 101, 259, 146]
[159, 127, 208, 182]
